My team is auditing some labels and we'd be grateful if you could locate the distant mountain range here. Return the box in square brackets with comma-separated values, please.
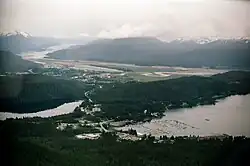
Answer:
[0, 31, 58, 54]
[47, 37, 250, 69]
[0, 50, 41, 73]
[0, 31, 96, 54]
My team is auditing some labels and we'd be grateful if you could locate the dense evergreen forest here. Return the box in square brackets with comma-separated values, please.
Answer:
[1, 71, 250, 118]
[91, 71, 250, 121]
[1, 117, 250, 166]
[1, 71, 250, 166]
[0, 74, 91, 113]
[0, 50, 41, 73]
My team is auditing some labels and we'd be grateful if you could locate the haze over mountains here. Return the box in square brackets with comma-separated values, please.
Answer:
[1, 1, 250, 165]
[0, 50, 41, 73]
[48, 37, 250, 69]
[1, 30, 249, 69]
[0, 31, 96, 54]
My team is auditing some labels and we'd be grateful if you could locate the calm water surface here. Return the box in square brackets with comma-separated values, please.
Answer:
[118, 95, 250, 137]
[0, 101, 82, 120]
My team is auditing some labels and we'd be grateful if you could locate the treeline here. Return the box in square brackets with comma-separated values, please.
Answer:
[0, 74, 91, 113]
[0, 50, 41, 73]
[91, 71, 250, 121]
[1, 118, 250, 166]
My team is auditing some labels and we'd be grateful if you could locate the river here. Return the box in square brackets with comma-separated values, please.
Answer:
[118, 95, 250, 137]
[19, 44, 76, 59]
[4, 45, 249, 137]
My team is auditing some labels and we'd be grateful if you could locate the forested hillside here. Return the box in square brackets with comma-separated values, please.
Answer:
[0, 33, 59, 54]
[0, 51, 41, 73]
[0, 74, 90, 113]
[1, 118, 249, 166]
[47, 37, 250, 68]
[91, 71, 250, 121]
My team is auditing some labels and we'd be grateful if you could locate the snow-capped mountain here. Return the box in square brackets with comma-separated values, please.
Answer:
[0, 31, 59, 54]
[0, 31, 32, 38]
[160, 36, 250, 45]
[0, 31, 96, 54]
[47, 36, 250, 69]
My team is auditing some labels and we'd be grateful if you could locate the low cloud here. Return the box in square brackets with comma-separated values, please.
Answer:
[95, 1, 250, 40]
[97, 24, 157, 38]
[1, 0, 249, 39]
[79, 33, 90, 37]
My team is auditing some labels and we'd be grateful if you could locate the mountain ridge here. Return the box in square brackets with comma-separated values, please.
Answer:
[0, 50, 41, 73]
[0, 31, 97, 54]
[47, 37, 250, 69]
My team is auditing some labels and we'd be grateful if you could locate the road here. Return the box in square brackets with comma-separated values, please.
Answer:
[99, 122, 109, 132]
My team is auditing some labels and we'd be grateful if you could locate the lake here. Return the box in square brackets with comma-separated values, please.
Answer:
[0, 101, 83, 120]
[118, 95, 250, 137]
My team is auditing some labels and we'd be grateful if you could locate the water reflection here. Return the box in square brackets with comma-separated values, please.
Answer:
[0, 101, 82, 120]
[118, 95, 250, 137]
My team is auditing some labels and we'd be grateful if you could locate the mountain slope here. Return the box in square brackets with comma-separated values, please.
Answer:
[91, 71, 250, 121]
[47, 37, 250, 68]
[0, 74, 90, 113]
[0, 32, 60, 54]
[0, 31, 98, 54]
[0, 50, 41, 73]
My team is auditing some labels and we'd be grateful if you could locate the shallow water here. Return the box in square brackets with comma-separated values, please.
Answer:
[0, 101, 83, 120]
[20, 44, 76, 59]
[118, 95, 250, 137]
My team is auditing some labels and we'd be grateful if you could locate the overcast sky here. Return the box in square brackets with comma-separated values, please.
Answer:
[0, 0, 249, 39]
